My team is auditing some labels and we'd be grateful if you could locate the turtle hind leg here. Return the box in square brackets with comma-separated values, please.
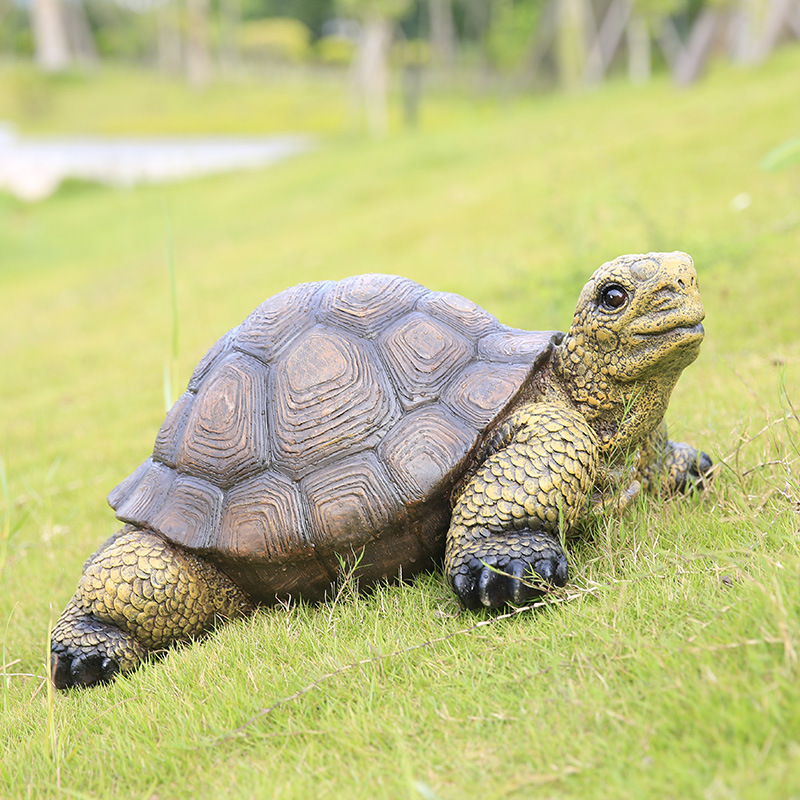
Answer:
[50, 528, 254, 690]
[51, 605, 147, 689]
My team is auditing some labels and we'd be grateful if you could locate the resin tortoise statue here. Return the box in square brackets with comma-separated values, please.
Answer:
[51, 251, 712, 689]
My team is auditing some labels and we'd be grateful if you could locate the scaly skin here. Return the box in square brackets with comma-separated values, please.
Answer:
[445, 404, 599, 608]
[445, 252, 712, 608]
[50, 251, 712, 688]
[636, 422, 713, 495]
[51, 527, 253, 689]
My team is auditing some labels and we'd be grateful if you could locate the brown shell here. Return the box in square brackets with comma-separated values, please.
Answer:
[108, 274, 557, 602]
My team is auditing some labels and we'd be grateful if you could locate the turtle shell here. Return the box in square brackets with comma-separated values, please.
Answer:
[108, 274, 557, 602]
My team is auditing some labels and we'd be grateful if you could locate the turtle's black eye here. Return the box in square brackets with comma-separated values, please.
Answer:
[599, 284, 628, 311]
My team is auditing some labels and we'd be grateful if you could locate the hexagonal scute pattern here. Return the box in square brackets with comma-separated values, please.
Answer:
[378, 406, 475, 502]
[153, 391, 194, 467]
[112, 459, 176, 529]
[188, 329, 238, 392]
[271, 326, 399, 476]
[236, 281, 332, 364]
[218, 470, 310, 560]
[176, 353, 271, 488]
[107, 458, 150, 511]
[318, 274, 426, 339]
[417, 290, 499, 337]
[478, 328, 558, 363]
[443, 362, 532, 427]
[301, 452, 399, 558]
[377, 313, 474, 410]
[149, 474, 224, 549]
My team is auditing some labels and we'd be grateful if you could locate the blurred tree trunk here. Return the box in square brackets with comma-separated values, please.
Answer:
[626, 13, 651, 82]
[403, 58, 422, 127]
[526, 0, 558, 78]
[401, 3, 424, 128]
[761, 0, 800, 50]
[667, 8, 721, 85]
[186, 0, 211, 88]
[463, 0, 492, 75]
[730, 0, 799, 62]
[351, 15, 393, 136]
[584, 0, 631, 84]
[157, 0, 183, 75]
[63, 0, 97, 66]
[556, 0, 591, 88]
[731, 0, 768, 62]
[30, 0, 71, 71]
[429, 0, 457, 65]
[219, 0, 241, 72]
[788, 0, 800, 36]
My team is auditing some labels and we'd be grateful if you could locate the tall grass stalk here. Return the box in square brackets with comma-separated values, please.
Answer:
[0, 453, 10, 576]
[2, 608, 13, 716]
[162, 201, 180, 412]
[45, 606, 60, 785]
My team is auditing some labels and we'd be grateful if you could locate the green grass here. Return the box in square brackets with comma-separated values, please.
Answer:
[0, 63, 499, 136]
[2, 48, 800, 798]
[0, 65, 353, 135]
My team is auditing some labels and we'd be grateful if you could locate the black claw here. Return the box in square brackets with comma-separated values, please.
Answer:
[535, 557, 554, 583]
[553, 554, 569, 587]
[51, 649, 120, 690]
[508, 560, 527, 604]
[72, 654, 119, 688]
[684, 450, 714, 493]
[697, 451, 713, 475]
[478, 562, 515, 608]
[451, 532, 569, 610]
[453, 572, 480, 610]
[51, 650, 73, 691]
[452, 571, 470, 596]
[477, 565, 493, 607]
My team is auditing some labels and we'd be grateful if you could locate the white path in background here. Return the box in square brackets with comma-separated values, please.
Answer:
[0, 124, 312, 201]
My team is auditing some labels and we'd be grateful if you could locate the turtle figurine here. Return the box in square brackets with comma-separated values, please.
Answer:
[51, 251, 712, 689]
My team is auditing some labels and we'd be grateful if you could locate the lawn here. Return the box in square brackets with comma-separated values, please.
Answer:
[1, 49, 799, 798]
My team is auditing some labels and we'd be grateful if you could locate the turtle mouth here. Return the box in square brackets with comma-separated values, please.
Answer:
[631, 319, 705, 341]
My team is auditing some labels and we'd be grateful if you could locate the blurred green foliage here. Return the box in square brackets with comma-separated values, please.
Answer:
[241, 0, 335, 38]
[486, 0, 543, 70]
[337, 0, 415, 22]
[315, 32, 357, 63]
[5, 0, 795, 91]
[240, 16, 312, 62]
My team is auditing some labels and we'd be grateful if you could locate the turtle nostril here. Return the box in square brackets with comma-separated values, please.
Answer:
[677, 279, 685, 290]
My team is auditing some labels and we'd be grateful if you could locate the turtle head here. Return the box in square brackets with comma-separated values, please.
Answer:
[563, 251, 705, 385]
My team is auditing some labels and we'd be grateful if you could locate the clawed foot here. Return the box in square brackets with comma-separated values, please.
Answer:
[50, 608, 146, 690]
[677, 449, 714, 494]
[451, 531, 568, 610]
[51, 647, 120, 690]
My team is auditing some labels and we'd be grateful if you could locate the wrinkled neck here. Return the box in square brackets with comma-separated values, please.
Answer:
[549, 339, 676, 458]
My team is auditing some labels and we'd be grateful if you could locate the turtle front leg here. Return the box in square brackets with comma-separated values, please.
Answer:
[637, 422, 714, 495]
[445, 404, 599, 609]
[51, 527, 254, 690]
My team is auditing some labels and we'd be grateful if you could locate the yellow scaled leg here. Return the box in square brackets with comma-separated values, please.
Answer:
[51, 527, 254, 689]
[445, 403, 599, 608]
